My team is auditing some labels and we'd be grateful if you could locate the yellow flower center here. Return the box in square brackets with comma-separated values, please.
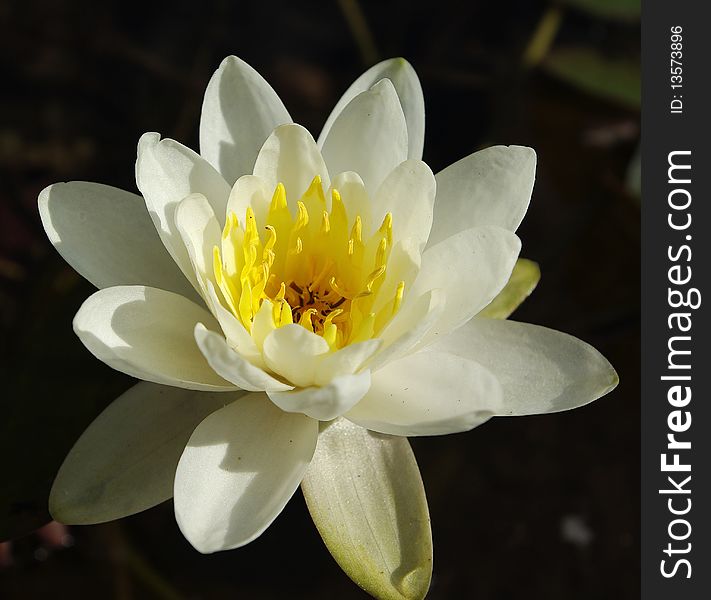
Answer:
[213, 176, 404, 350]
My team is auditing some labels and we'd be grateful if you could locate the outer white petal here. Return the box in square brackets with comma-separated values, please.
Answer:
[262, 324, 330, 388]
[174, 395, 318, 553]
[302, 419, 432, 600]
[372, 159, 436, 250]
[346, 350, 503, 436]
[318, 57, 425, 160]
[268, 371, 371, 421]
[199, 56, 292, 186]
[320, 79, 408, 195]
[253, 124, 330, 205]
[430, 318, 619, 414]
[410, 226, 521, 345]
[38, 182, 198, 302]
[174, 193, 221, 302]
[135, 132, 231, 290]
[194, 324, 293, 392]
[428, 145, 536, 248]
[369, 289, 445, 371]
[73, 285, 234, 391]
[49, 382, 239, 524]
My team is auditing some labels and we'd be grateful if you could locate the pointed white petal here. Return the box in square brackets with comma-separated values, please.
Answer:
[373, 159, 436, 250]
[174, 395, 317, 553]
[49, 382, 240, 524]
[268, 371, 371, 421]
[225, 174, 272, 226]
[194, 324, 293, 392]
[369, 289, 445, 371]
[200, 56, 292, 186]
[318, 57, 425, 160]
[205, 281, 262, 364]
[430, 318, 619, 415]
[253, 124, 330, 204]
[320, 79, 408, 195]
[328, 171, 372, 233]
[262, 324, 330, 387]
[38, 182, 198, 301]
[315, 339, 382, 386]
[347, 350, 502, 436]
[174, 193, 221, 302]
[73, 286, 234, 391]
[428, 145, 536, 247]
[302, 418, 432, 599]
[135, 132, 231, 289]
[410, 226, 521, 345]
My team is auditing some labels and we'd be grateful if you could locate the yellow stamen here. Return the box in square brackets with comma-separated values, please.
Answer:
[211, 179, 406, 350]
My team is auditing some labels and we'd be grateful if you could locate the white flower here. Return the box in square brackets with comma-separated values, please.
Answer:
[39, 56, 617, 599]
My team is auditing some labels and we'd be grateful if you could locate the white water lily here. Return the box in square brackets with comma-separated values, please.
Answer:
[39, 56, 617, 599]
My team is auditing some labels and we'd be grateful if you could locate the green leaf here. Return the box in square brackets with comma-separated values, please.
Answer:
[544, 47, 641, 109]
[301, 419, 432, 600]
[562, 0, 640, 22]
[50, 382, 239, 525]
[480, 258, 540, 319]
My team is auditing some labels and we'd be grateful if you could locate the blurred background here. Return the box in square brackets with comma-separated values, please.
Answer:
[0, 0, 639, 597]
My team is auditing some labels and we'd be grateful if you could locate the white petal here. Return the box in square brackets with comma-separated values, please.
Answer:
[199, 56, 292, 186]
[410, 226, 521, 345]
[346, 350, 502, 436]
[73, 285, 234, 391]
[49, 382, 239, 524]
[315, 339, 382, 386]
[174, 395, 317, 553]
[430, 318, 619, 415]
[328, 171, 371, 233]
[302, 418, 432, 600]
[135, 132, 231, 290]
[252, 124, 330, 205]
[38, 182, 198, 302]
[369, 289, 445, 371]
[428, 145, 536, 248]
[225, 174, 272, 226]
[262, 324, 330, 387]
[373, 159, 436, 250]
[318, 57, 425, 160]
[174, 193, 221, 302]
[372, 238, 421, 315]
[320, 79, 408, 195]
[205, 281, 262, 364]
[194, 323, 293, 392]
[268, 370, 371, 421]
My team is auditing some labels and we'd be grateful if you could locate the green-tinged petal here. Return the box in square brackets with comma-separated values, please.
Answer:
[479, 258, 540, 319]
[49, 382, 241, 524]
[301, 419, 432, 600]
[430, 318, 619, 414]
